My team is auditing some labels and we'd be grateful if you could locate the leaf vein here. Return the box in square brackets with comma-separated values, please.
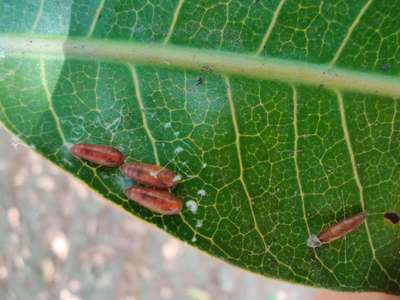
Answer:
[86, 0, 106, 38]
[330, 0, 373, 66]
[336, 90, 399, 287]
[31, 0, 44, 32]
[224, 76, 264, 245]
[39, 57, 66, 145]
[292, 85, 342, 285]
[256, 0, 286, 55]
[128, 64, 160, 165]
[164, 0, 185, 45]
[224, 77, 312, 282]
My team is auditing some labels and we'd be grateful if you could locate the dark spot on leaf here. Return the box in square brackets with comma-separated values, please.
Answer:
[384, 212, 400, 224]
[196, 77, 204, 86]
[381, 64, 390, 72]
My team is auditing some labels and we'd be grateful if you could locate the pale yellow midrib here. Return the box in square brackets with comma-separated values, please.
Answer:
[1, 35, 400, 99]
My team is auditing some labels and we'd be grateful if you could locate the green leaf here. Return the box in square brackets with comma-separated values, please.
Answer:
[1, 0, 399, 294]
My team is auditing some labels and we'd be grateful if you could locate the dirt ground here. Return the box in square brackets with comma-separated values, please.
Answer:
[0, 127, 317, 300]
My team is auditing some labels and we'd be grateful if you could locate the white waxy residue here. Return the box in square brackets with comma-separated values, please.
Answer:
[185, 200, 198, 214]
[307, 234, 322, 248]
[115, 176, 133, 190]
[164, 122, 172, 129]
[196, 220, 203, 228]
[197, 189, 206, 197]
[63, 142, 74, 152]
[174, 146, 184, 154]
[172, 174, 182, 183]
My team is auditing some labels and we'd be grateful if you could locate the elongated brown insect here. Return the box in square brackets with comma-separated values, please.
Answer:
[70, 144, 124, 167]
[307, 212, 367, 248]
[125, 186, 182, 215]
[120, 163, 179, 189]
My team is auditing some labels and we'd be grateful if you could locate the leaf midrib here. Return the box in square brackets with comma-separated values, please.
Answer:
[1, 34, 400, 99]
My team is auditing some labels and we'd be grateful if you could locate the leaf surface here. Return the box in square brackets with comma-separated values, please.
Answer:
[1, 0, 400, 293]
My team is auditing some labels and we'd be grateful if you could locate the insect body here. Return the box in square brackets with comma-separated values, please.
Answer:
[70, 144, 124, 167]
[125, 186, 182, 215]
[120, 163, 178, 189]
[307, 212, 367, 248]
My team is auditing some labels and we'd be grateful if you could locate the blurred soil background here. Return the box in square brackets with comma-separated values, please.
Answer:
[0, 126, 379, 300]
